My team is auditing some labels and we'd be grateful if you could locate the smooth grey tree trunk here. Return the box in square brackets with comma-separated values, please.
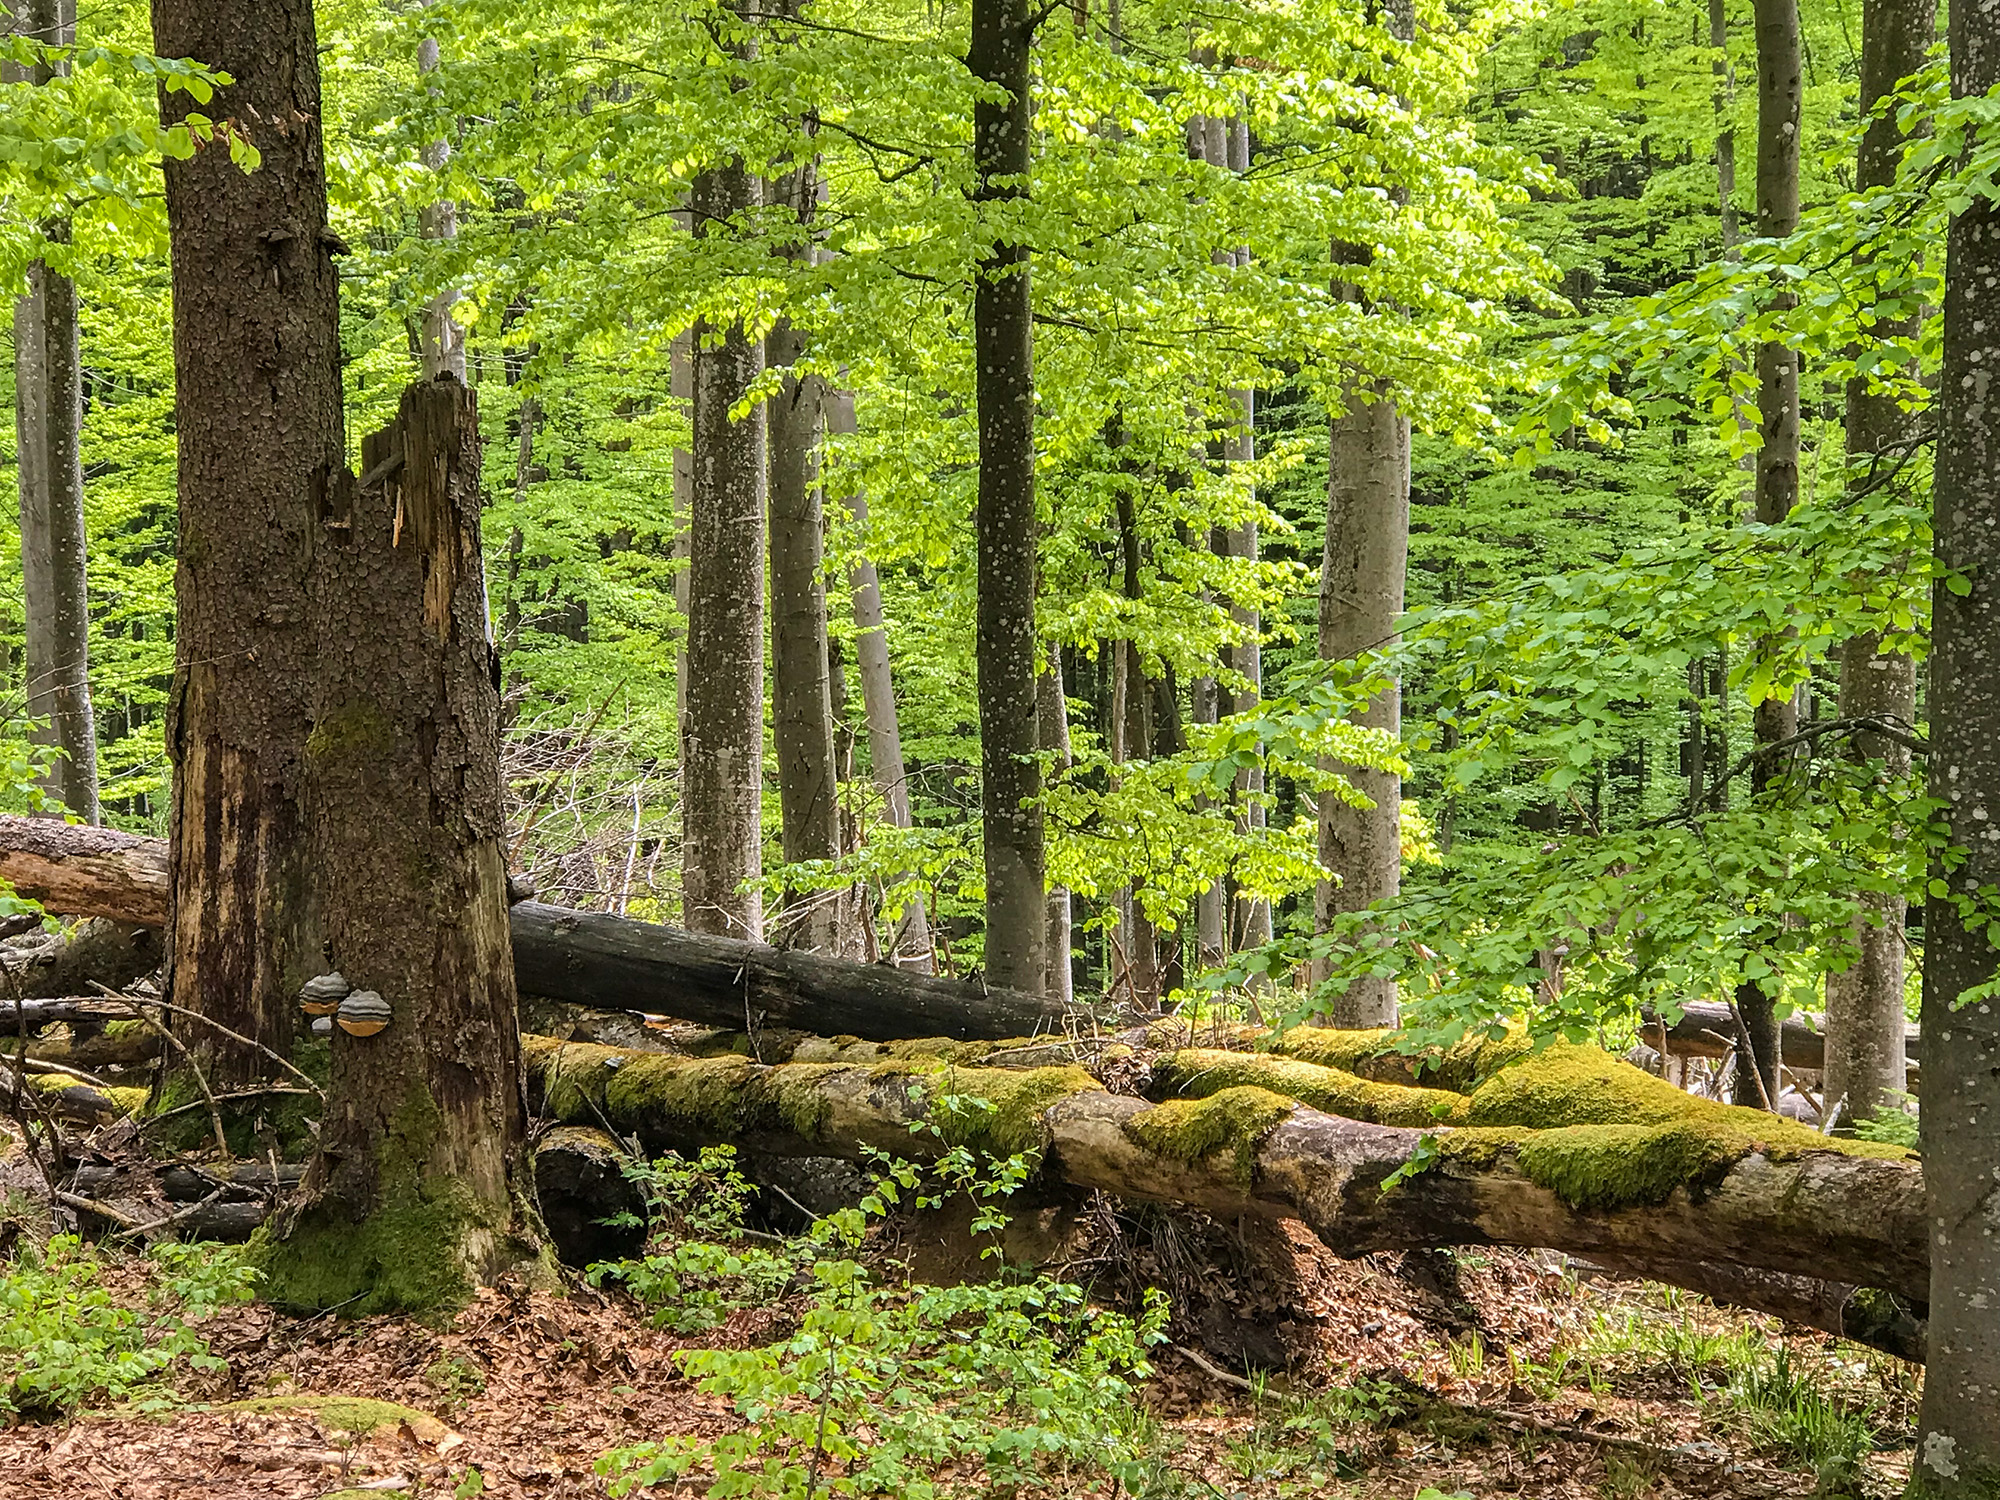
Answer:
[416, 22, 464, 382]
[1733, 0, 1803, 1108]
[1824, 0, 1932, 1132]
[835, 410, 934, 971]
[1188, 111, 1226, 973]
[969, 0, 1046, 994]
[1111, 477, 1158, 1006]
[682, 102, 766, 940]
[1918, 2, 2000, 1483]
[10, 0, 97, 825]
[1316, 383, 1409, 1028]
[767, 160, 843, 954]
[152, 0, 345, 1086]
[1038, 645, 1072, 1006]
[671, 331, 693, 728]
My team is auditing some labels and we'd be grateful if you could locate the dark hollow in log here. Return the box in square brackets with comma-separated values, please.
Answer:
[0, 816, 1076, 1044]
[533, 1125, 648, 1267]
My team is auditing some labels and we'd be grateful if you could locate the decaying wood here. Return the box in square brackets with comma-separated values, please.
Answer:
[519, 1039, 1929, 1318]
[0, 919, 162, 1001]
[0, 816, 1075, 1043]
[1642, 999, 1919, 1071]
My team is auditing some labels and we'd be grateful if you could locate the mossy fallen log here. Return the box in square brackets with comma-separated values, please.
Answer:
[518, 1034, 1928, 1317]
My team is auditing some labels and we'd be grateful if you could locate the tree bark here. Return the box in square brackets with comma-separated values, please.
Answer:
[767, 160, 843, 955]
[1112, 483, 1158, 1007]
[10, 0, 98, 825]
[1734, 0, 1803, 1110]
[1825, 0, 1932, 1133]
[833, 398, 934, 970]
[1038, 646, 1073, 1006]
[970, 0, 1046, 995]
[682, 84, 766, 941]
[151, 0, 346, 1087]
[0, 815, 1070, 1042]
[1316, 383, 1409, 1028]
[262, 378, 533, 1315]
[523, 1038, 1929, 1311]
[416, 22, 464, 382]
[1918, 0, 2000, 1481]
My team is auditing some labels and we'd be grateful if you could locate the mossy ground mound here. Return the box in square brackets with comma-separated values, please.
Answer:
[218, 1394, 453, 1441]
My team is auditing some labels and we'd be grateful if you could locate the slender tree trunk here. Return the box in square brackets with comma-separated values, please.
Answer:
[834, 398, 934, 971]
[9, 0, 97, 825]
[671, 330, 693, 728]
[969, 0, 1046, 994]
[151, 0, 345, 1086]
[1733, 0, 1803, 1109]
[766, 161, 842, 954]
[263, 378, 533, 1314]
[1038, 645, 1073, 1006]
[416, 21, 464, 382]
[682, 63, 766, 941]
[1188, 113, 1226, 973]
[1112, 477, 1158, 1007]
[1916, 0, 2000, 1482]
[1709, 0, 1743, 254]
[1825, 0, 1933, 1133]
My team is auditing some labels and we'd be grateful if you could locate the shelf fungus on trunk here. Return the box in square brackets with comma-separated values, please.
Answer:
[335, 991, 392, 1037]
[299, 972, 351, 1016]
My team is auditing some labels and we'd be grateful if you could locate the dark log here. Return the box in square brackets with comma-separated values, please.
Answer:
[1642, 1000, 1919, 1071]
[533, 1125, 647, 1267]
[0, 816, 1077, 1044]
[0, 919, 162, 1001]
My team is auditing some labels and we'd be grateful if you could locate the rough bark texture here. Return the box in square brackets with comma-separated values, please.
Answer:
[0, 917, 160, 1001]
[1918, 0, 2000, 1483]
[682, 113, 766, 942]
[151, 0, 346, 1086]
[1316, 385, 1409, 1028]
[833, 396, 933, 970]
[0, 814, 169, 925]
[263, 378, 533, 1315]
[766, 161, 843, 956]
[970, 0, 1047, 995]
[1734, 0, 1804, 1110]
[1825, 0, 1932, 1133]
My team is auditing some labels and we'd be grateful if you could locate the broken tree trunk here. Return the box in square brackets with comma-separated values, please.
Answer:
[1641, 1000, 1918, 1072]
[0, 919, 161, 1001]
[520, 1036, 1928, 1312]
[0, 815, 1073, 1042]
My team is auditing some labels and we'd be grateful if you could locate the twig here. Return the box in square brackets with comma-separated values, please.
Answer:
[89, 985, 324, 1098]
[138, 1086, 316, 1133]
[54, 1189, 146, 1231]
[1174, 1343, 1256, 1392]
[117, 1000, 231, 1159]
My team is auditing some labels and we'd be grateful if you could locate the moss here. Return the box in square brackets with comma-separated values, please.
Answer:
[220, 1394, 451, 1441]
[1458, 1043, 1911, 1161]
[149, 1033, 328, 1157]
[1124, 1086, 1296, 1186]
[905, 1063, 1100, 1157]
[1155, 1049, 1459, 1129]
[305, 699, 396, 765]
[1270, 1025, 1533, 1091]
[26, 1073, 146, 1118]
[101, 1019, 148, 1041]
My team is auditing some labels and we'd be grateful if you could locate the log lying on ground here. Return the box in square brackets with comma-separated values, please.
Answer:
[1641, 999, 1919, 1072]
[0, 919, 162, 1001]
[519, 1035, 1929, 1318]
[0, 815, 1074, 1043]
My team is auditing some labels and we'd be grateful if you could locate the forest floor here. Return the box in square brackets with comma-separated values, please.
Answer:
[0, 1214, 1922, 1500]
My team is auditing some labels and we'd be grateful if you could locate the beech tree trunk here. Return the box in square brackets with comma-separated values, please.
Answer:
[1317, 379, 1409, 1028]
[1112, 482, 1159, 1007]
[834, 399, 934, 970]
[767, 159, 843, 955]
[682, 70, 766, 941]
[263, 378, 532, 1314]
[1188, 111, 1227, 974]
[1917, 0, 2000, 1480]
[1825, 0, 1932, 1132]
[1039, 646, 1073, 1006]
[969, 0, 1046, 995]
[416, 20, 464, 382]
[151, 0, 345, 1086]
[1733, 0, 1803, 1110]
[10, 0, 97, 825]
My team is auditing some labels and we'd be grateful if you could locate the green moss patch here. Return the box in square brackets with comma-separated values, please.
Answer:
[909, 1063, 1100, 1157]
[1123, 1086, 1296, 1185]
[1269, 1025, 1534, 1091]
[1155, 1049, 1458, 1129]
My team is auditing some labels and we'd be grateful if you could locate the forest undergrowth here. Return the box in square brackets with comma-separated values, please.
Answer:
[0, 1140, 1924, 1500]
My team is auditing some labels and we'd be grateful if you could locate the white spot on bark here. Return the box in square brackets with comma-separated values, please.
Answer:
[1922, 1431, 1960, 1479]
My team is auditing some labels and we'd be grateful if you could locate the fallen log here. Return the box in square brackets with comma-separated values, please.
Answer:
[0, 815, 1074, 1044]
[0, 919, 162, 1001]
[1640, 1000, 1919, 1072]
[519, 1036, 1929, 1316]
